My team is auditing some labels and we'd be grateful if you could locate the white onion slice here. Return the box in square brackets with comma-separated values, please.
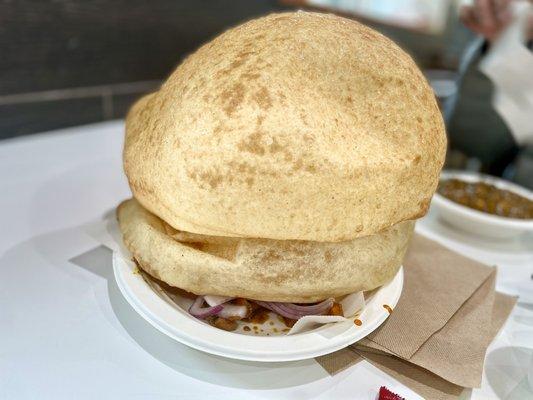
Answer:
[204, 295, 235, 307]
[339, 291, 365, 317]
[218, 304, 250, 319]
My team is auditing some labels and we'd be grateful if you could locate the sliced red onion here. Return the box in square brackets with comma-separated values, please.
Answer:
[255, 301, 300, 320]
[204, 295, 235, 307]
[218, 304, 249, 320]
[189, 296, 223, 319]
[254, 298, 334, 320]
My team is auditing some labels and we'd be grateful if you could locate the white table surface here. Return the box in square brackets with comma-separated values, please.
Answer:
[1, 121, 532, 400]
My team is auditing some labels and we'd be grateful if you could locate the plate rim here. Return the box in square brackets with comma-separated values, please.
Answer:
[113, 252, 403, 362]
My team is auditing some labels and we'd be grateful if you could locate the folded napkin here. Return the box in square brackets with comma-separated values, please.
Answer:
[316, 234, 517, 399]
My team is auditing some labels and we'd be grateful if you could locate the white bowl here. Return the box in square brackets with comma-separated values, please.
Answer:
[431, 170, 533, 239]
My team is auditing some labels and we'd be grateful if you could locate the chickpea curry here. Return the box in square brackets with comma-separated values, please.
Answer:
[438, 179, 533, 219]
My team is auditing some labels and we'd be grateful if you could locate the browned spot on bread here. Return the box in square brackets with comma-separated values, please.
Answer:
[187, 168, 224, 189]
[269, 138, 283, 153]
[218, 51, 255, 77]
[294, 249, 305, 257]
[221, 83, 245, 116]
[413, 155, 421, 164]
[324, 250, 333, 263]
[284, 152, 293, 162]
[237, 51, 255, 60]
[356, 224, 363, 232]
[237, 131, 266, 155]
[305, 164, 317, 173]
[262, 250, 283, 262]
[245, 177, 254, 187]
[348, 170, 360, 179]
[230, 161, 256, 175]
[292, 158, 303, 171]
[300, 114, 310, 126]
[273, 35, 291, 43]
[241, 72, 261, 81]
[253, 86, 273, 110]
[242, 41, 254, 51]
[346, 96, 353, 104]
[228, 58, 246, 70]
[199, 172, 223, 189]
[186, 170, 197, 180]
[256, 115, 265, 127]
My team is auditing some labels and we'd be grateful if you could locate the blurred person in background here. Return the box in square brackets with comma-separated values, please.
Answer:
[448, 0, 533, 187]
[460, 0, 533, 42]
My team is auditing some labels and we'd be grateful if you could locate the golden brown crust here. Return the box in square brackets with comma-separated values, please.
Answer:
[124, 11, 446, 241]
[117, 198, 414, 302]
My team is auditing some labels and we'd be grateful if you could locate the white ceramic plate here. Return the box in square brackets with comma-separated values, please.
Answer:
[432, 170, 533, 238]
[113, 253, 403, 362]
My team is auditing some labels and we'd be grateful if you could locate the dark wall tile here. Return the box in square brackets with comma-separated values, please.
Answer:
[110, 92, 150, 119]
[0, 97, 104, 139]
[0, 0, 287, 95]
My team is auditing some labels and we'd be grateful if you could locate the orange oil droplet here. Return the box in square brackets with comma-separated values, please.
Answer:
[383, 304, 393, 314]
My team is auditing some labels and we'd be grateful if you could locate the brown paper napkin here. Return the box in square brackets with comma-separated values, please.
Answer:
[365, 235, 495, 360]
[318, 292, 516, 399]
[316, 234, 517, 398]
[359, 268, 496, 388]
